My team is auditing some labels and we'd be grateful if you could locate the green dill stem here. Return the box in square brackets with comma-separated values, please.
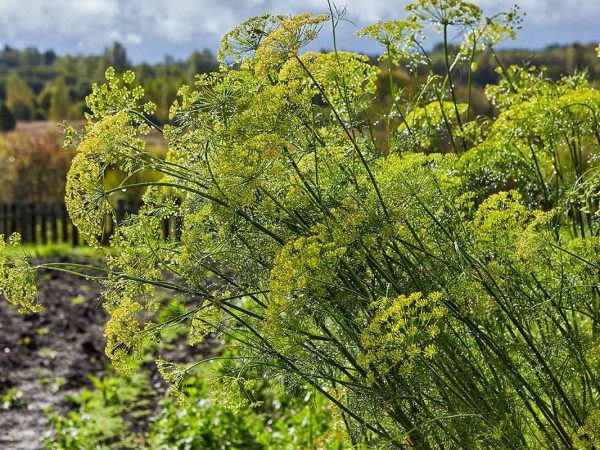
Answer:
[442, 23, 465, 148]
[413, 38, 459, 153]
[488, 45, 515, 92]
[220, 303, 395, 443]
[294, 55, 390, 220]
[465, 34, 479, 121]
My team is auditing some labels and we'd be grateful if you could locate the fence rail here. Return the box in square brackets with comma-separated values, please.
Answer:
[0, 201, 174, 245]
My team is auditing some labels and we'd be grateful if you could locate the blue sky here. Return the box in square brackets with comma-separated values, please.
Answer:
[0, 0, 597, 63]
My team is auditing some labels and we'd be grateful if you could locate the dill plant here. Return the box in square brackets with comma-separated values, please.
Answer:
[2, 1, 600, 448]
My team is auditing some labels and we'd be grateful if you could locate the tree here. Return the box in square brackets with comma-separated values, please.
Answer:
[0, 103, 15, 131]
[5, 75, 34, 121]
[43, 50, 56, 66]
[22, 47, 42, 67]
[1, 45, 20, 68]
[104, 42, 129, 73]
[186, 50, 217, 80]
[47, 77, 72, 120]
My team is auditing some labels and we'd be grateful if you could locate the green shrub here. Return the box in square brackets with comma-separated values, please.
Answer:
[148, 369, 346, 449]
[45, 374, 151, 449]
[45, 366, 347, 450]
[0, 126, 71, 202]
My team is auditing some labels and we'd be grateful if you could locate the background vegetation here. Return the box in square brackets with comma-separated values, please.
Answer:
[0, 39, 598, 205]
[0, 42, 217, 124]
[0, 39, 598, 126]
[2, 1, 600, 448]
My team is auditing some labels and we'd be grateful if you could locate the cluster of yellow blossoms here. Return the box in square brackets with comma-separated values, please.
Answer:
[358, 292, 446, 384]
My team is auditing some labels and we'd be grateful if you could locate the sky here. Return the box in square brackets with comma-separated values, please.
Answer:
[0, 0, 597, 63]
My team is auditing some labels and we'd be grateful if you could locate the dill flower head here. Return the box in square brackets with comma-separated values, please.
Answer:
[0, 234, 41, 314]
[66, 111, 149, 246]
[406, 0, 482, 28]
[356, 20, 423, 66]
[218, 14, 284, 65]
[104, 296, 142, 375]
[279, 51, 379, 121]
[358, 292, 446, 382]
[253, 13, 328, 76]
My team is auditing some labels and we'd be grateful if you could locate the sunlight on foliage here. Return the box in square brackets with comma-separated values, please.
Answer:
[3, 3, 600, 448]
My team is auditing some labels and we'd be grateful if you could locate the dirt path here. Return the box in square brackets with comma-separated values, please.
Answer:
[0, 264, 107, 450]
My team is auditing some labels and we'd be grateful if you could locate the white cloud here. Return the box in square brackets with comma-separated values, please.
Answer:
[0, 0, 596, 61]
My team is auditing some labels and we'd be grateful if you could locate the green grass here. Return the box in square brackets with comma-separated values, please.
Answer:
[20, 243, 100, 258]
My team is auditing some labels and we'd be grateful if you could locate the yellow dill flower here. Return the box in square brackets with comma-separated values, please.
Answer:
[356, 20, 423, 66]
[358, 292, 446, 381]
[104, 296, 141, 374]
[66, 112, 144, 246]
[0, 234, 42, 314]
[254, 13, 328, 76]
[424, 344, 438, 359]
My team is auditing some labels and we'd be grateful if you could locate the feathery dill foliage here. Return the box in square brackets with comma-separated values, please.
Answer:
[3, 1, 600, 448]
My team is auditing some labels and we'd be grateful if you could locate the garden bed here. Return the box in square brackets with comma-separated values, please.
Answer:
[0, 260, 106, 449]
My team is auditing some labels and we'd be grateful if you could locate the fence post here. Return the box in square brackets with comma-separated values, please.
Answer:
[19, 204, 28, 242]
[49, 203, 59, 243]
[60, 204, 69, 244]
[0, 204, 5, 239]
[39, 203, 48, 245]
[30, 203, 38, 244]
[103, 211, 113, 245]
[72, 223, 79, 247]
[9, 204, 17, 239]
[116, 200, 126, 225]
[161, 215, 169, 241]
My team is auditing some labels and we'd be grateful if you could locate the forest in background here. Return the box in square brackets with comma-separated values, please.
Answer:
[0, 40, 598, 205]
[0, 41, 599, 125]
[0, 42, 218, 124]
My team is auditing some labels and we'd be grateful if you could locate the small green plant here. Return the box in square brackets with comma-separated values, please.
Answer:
[70, 295, 86, 305]
[45, 374, 150, 450]
[1, 387, 27, 410]
[38, 376, 67, 394]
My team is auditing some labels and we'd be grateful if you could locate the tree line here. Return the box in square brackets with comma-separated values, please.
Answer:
[0, 40, 598, 131]
[0, 42, 218, 127]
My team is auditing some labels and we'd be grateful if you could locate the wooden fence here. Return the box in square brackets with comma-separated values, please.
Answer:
[0, 201, 175, 245]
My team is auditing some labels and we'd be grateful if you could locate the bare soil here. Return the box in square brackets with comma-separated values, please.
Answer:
[0, 257, 212, 450]
[0, 260, 107, 450]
